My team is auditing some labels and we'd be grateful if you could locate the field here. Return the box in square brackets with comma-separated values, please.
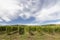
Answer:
[0, 24, 60, 40]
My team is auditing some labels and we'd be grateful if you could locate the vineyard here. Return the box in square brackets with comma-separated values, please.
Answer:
[0, 24, 60, 40]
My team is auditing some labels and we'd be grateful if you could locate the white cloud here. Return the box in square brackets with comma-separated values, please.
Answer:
[0, 19, 3, 22]
[33, 1, 60, 24]
[0, 0, 60, 25]
[19, 13, 31, 19]
[42, 21, 60, 25]
[0, 0, 24, 22]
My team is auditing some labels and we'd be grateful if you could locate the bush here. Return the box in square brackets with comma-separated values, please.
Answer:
[29, 26, 36, 35]
[6, 26, 12, 35]
[19, 26, 25, 35]
[0, 26, 6, 32]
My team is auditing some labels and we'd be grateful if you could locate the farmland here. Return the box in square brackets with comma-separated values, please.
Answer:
[0, 24, 60, 40]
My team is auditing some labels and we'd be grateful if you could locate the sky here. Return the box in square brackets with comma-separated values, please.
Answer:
[0, 0, 60, 25]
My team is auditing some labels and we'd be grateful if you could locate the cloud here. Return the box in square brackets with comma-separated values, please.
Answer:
[0, 0, 60, 25]
[0, 0, 24, 22]
[0, 0, 42, 22]
[35, 4, 60, 21]
[33, 0, 60, 24]
[42, 21, 60, 25]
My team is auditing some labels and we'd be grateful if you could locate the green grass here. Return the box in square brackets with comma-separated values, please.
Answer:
[0, 24, 60, 40]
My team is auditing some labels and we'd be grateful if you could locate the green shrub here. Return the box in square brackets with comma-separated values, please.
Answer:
[29, 26, 36, 35]
[0, 26, 6, 32]
[11, 26, 18, 31]
[6, 26, 12, 35]
[55, 27, 60, 33]
[42, 26, 55, 34]
[19, 26, 25, 35]
[0, 26, 6, 34]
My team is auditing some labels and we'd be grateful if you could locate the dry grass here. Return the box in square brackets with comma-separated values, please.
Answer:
[0, 32, 60, 40]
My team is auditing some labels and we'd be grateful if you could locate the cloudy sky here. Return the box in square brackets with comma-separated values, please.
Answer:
[0, 0, 60, 25]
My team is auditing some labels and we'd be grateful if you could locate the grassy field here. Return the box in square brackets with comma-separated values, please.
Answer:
[0, 24, 60, 40]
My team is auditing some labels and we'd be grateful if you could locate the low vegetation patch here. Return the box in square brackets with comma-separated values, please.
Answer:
[0, 24, 60, 40]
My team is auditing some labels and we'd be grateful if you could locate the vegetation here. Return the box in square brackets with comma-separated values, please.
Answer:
[0, 24, 60, 40]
